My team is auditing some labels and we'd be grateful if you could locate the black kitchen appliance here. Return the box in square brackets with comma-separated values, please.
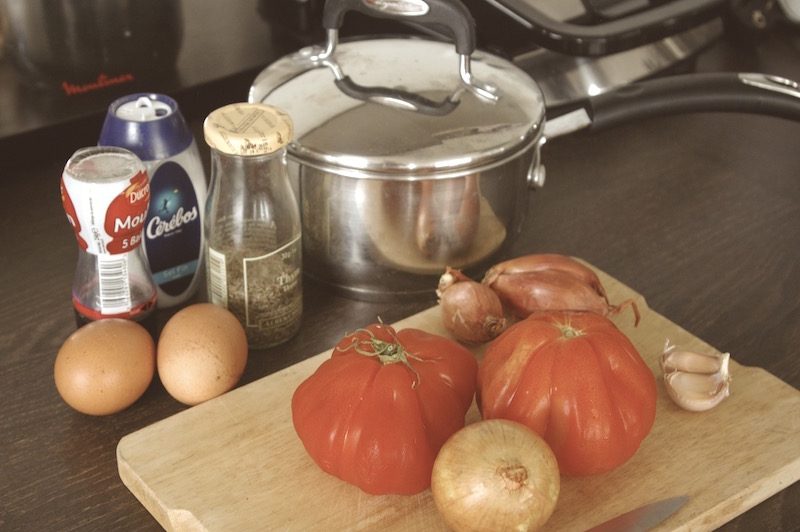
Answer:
[260, 0, 728, 108]
[462, 0, 727, 108]
[260, 0, 799, 108]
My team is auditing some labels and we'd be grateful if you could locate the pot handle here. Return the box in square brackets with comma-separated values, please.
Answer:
[590, 72, 800, 129]
[317, 0, 496, 101]
[322, 0, 476, 55]
[334, 76, 460, 115]
[545, 73, 800, 138]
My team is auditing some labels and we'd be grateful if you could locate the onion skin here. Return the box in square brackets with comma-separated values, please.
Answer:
[431, 419, 560, 532]
[483, 253, 607, 299]
[438, 267, 507, 344]
[488, 269, 608, 317]
[484, 257, 640, 326]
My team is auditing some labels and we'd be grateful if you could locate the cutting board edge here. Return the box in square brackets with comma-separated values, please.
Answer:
[677, 455, 800, 532]
[117, 441, 171, 531]
[118, 438, 207, 532]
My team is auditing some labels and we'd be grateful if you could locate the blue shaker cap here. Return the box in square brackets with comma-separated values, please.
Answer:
[99, 93, 193, 161]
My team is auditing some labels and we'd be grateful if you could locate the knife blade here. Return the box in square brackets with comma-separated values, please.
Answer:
[585, 495, 689, 532]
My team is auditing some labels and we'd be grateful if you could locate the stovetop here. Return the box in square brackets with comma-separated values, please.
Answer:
[0, 0, 725, 149]
[0, 0, 314, 144]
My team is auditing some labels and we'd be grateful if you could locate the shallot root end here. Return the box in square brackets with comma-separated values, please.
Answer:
[608, 298, 641, 327]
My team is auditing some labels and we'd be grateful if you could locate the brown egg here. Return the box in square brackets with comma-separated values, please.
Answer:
[157, 303, 248, 405]
[54, 319, 155, 416]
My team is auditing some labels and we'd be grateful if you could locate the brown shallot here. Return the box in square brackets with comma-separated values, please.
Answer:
[437, 267, 507, 344]
[483, 253, 607, 298]
[482, 253, 640, 325]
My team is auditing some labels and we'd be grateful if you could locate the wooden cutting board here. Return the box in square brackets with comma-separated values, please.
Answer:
[117, 263, 800, 531]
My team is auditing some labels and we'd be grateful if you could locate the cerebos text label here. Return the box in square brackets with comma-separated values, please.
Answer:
[143, 160, 202, 297]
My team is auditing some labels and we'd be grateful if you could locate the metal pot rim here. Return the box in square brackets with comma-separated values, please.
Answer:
[251, 37, 546, 178]
[287, 132, 541, 180]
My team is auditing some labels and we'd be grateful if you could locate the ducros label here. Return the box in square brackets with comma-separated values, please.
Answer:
[61, 170, 150, 255]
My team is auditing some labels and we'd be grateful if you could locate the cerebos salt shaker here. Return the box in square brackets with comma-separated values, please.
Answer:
[60, 147, 157, 328]
[203, 103, 302, 348]
[99, 93, 206, 308]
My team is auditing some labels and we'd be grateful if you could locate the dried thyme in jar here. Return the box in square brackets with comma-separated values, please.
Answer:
[203, 103, 302, 348]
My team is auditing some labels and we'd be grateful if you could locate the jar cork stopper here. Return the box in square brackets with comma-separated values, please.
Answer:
[204, 103, 293, 156]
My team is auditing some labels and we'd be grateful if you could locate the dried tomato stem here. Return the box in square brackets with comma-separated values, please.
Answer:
[339, 328, 423, 388]
[555, 321, 585, 339]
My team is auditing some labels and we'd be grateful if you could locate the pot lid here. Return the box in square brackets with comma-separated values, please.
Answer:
[249, 36, 545, 178]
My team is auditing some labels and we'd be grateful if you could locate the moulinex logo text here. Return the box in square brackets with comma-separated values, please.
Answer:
[61, 73, 135, 96]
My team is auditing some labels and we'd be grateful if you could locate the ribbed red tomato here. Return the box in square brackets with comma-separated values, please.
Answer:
[478, 311, 657, 476]
[292, 323, 478, 495]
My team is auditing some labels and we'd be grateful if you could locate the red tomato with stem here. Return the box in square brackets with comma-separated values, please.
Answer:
[292, 323, 478, 495]
[478, 311, 657, 476]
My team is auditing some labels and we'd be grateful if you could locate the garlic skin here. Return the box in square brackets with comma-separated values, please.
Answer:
[660, 341, 731, 412]
[661, 341, 726, 374]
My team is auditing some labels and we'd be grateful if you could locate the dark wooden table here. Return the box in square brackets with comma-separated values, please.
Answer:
[2, 24, 799, 532]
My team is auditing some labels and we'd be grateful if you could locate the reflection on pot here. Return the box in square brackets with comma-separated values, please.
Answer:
[363, 174, 507, 277]
[414, 175, 480, 260]
[0, 10, 6, 59]
[0, 0, 183, 93]
[297, 149, 535, 300]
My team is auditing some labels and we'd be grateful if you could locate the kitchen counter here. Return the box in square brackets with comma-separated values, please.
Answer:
[1, 15, 799, 532]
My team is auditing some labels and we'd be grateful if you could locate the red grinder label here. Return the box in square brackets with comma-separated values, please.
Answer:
[60, 178, 88, 251]
[61, 169, 150, 255]
[105, 171, 150, 253]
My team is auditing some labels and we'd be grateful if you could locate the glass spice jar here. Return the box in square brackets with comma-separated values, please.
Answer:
[203, 103, 302, 348]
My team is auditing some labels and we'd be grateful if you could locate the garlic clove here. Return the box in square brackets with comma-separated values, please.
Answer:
[661, 340, 732, 412]
[663, 353, 731, 412]
[661, 348, 730, 375]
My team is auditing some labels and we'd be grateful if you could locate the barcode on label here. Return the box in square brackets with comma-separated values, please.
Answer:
[97, 255, 131, 314]
[207, 247, 228, 307]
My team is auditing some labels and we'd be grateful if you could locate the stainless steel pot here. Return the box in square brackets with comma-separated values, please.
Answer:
[250, 0, 800, 301]
[251, 1, 547, 300]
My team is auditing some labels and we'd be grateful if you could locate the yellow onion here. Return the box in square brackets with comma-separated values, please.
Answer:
[431, 419, 560, 532]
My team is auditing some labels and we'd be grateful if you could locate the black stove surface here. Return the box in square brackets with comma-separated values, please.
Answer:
[0, 0, 317, 143]
[0, 0, 730, 152]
